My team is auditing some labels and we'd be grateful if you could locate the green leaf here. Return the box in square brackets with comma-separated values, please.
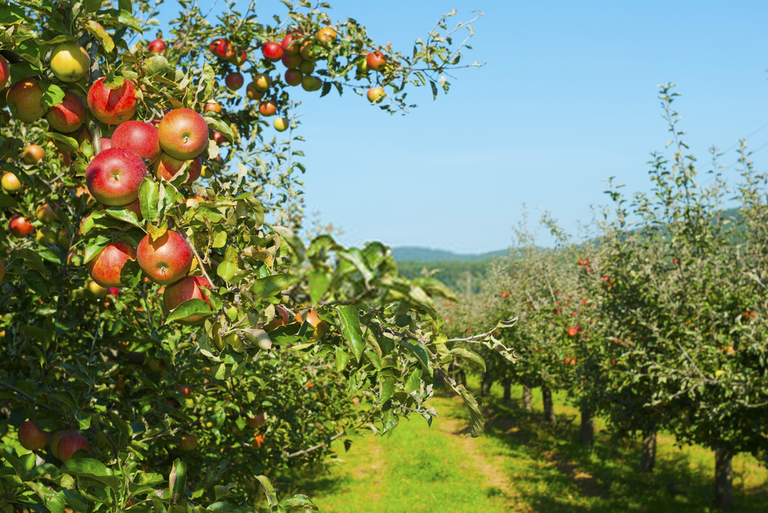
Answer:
[404, 366, 422, 394]
[308, 271, 330, 305]
[117, 9, 142, 32]
[139, 178, 159, 221]
[255, 475, 278, 507]
[83, 0, 103, 12]
[165, 299, 212, 324]
[203, 117, 232, 141]
[61, 458, 121, 492]
[0, 192, 17, 208]
[380, 377, 395, 404]
[251, 273, 298, 298]
[46, 132, 79, 153]
[272, 225, 306, 261]
[103, 207, 142, 228]
[337, 305, 364, 362]
[40, 81, 65, 110]
[280, 494, 318, 510]
[448, 348, 486, 372]
[402, 341, 432, 377]
[335, 346, 349, 372]
[169, 459, 187, 500]
[455, 385, 485, 437]
[86, 20, 115, 53]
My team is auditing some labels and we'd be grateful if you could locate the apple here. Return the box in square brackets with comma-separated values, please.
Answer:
[281, 31, 302, 55]
[246, 83, 265, 101]
[284, 69, 303, 86]
[87, 241, 137, 287]
[88, 77, 137, 125]
[273, 117, 289, 132]
[124, 198, 142, 219]
[231, 47, 248, 67]
[46, 91, 87, 133]
[55, 431, 90, 462]
[22, 144, 46, 165]
[295, 310, 329, 341]
[50, 43, 90, 83]
[318, 27, 337, 43]
[356, 56, 369, 76]
[264, 305, 290, 330]
[112, 121, 161, 164]
[298, 60, 315, 74]
[157, 108, 209, 160]
[366, 51, 386, 72]
[147, 39, 166, 53]
[299, 41, 320, 62]
[211, 130, 227, 145]
[179, 433, 197, 451]
[211, 322, 241, 350]
[163, 275, 213, 324]
[9, 215, 34, 237]
[209, 38, 225, 58]
[154, 153, 202, 184]
[245, 413, 265, 429]
[100, 137, 113, 151]
[6, 78, 45, 122]
[216, 39, 235, 60]
[86, 147, 147, 206]
[204, 101, 221, 113]
[137, 230, 193, 285]
[225, 72, 244, 90]
[18, 420, 50, 450]
[0, 54, 9, 90]
[49, 429, 78, 459]
[281, 52, 302, 69]
[367, 87, 385, 104]
[258, 101, 277, 117]
[1, 172, 23, 193]
[567, 326, 578, 337]
[262, 42, 283, 62]
[252, 73, 272, 92]
[301, 76, 322, 92]
[36, 227, 59, 245]
[86, 279, 108, 298]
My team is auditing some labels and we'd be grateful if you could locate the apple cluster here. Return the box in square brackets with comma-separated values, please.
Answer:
[17, 420, 90, 463]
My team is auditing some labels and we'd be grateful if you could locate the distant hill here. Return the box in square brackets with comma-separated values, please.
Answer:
[391, 246, 509, 262]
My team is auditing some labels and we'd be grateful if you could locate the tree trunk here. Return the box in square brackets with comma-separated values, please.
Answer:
[542, 387, 556, 426]
[522, 386, 532, 412]
[502, 380, 511, 404]
[579, 405, 594, 446]
[711, 447, 733, 511]
[639, 429, 657, 473]
[481, 372, 493, 397]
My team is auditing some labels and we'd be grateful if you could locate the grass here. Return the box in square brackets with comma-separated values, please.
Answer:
[287, 381, 768, 512]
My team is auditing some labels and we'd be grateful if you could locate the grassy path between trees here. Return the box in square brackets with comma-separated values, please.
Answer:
[292, 383, 768, 512]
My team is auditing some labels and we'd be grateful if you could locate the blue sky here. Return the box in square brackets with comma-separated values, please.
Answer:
[162, 0, 768, 253]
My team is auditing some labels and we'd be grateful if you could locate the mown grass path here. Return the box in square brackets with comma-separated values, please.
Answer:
[294, 384, 768, 512]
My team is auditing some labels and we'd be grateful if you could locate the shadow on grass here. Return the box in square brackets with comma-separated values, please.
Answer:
[444, 385, 768, 513]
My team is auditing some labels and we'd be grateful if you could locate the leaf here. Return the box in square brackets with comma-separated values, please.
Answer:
[117, 9, 142, 32]
[46, 132, 79, 153]
[61, 458, 121, 491]
[255, 475, 278, 507]
[239, 328, 272, 350]
[165, 299, 212, 324]
[402, 341, 432, 377]
[455, 385, 485, 437]
[86, 21, 115, 53]
[40, 82, 65, 110]
[103, 207, 142, 228]
[203, 117, 232, 141]
[169, 459, 187, 500]
[337, 305, 364, 362]
[272, 225, 306, 261]
[335, 346, 349, 372]
[448, 348, 486, 372]
[146, 222, 167, 241]
[404, 366, 422, 394]
[380, 377, 395, 404]
[0, 192, 17, 208]
[139, 178, 159, 221]
[308, 271, 330, 305]
[280, 494, 318, 510]
[251, 273, 298, 298]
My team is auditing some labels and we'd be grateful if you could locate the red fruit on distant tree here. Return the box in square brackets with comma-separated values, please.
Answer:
[209, 38, 224, 58]
[163, 275, 213, 324]
[281, 32, 302, 55]
[567, 326, 579, 337]
[154, 154, 202, 184]
[366, 51, 386, 71]
[258, 101, 277, 117]
[147, 39, 166, 53]
[262, 42, 283, 61]
[225, 72, 244, 90]
[85, 147, 147, 206]
[284, 69, 303, 86]
[112, 121, 161, 164]
[245, 413, 265, 429]
[210, 38, 235, 60]
[18, 420, 50, 450]
[281, 52, 302, 69]
[9, 215, 34, 237]
[157, 108, 209, 160]
[87, 77, 137, 125]
[211, 130, 227, 145]
[6, 77, 45, 122]
[317, 27, 337, 43]
[137, 230, 193, 285]
[45, 91, 87, 133]
[87, 241, 137, 287]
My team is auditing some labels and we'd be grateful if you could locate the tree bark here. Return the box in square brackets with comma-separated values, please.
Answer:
[579, 405, 594, 446]
[502, 380, 511, 404]
[522, 386, 532, 412]
[639, 429, 657, 473]
[711, 447, 733, 511]
[481, 372, 493, 397]
[542, 387, 556, 426]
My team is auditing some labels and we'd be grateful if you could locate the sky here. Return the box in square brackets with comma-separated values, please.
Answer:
[162, 0, 768, 254]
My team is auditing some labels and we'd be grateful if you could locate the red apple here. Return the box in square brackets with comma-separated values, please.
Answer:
[100, 137, 113, 151]
[0, 54, 9, 90]
[216, 39, 235, 60]
[46, 91, 87, 133]
[111, 121, 161, 164]
[86, 148, 147, 206]
[209, 38, 225, 58]
[147, 39, 166, 54]
[204, 101, 221, 113]
[225, 72, 244, 90]
[137, 230, 193, 285]
[55, 431, 90, 462]
[211, 130, 227, 145]
[284, 69, 303, 86]
[231, 47, 248, 67]
[157, 108, 209, 160]
[366, 51, 386, 72]
[259, 101, 277, 117]
[262, 42, 283, 61]
[6, 78, 45, 122]
[154, 153, 202, 184]
[281, 52, 302, 69]
[87, 77, 137, 125]
[163, 275, 213, 324]
[281, 32, 302, 55]
[87, 241, 137, 287]
[318, 27, 337, 43]
[9, 215, 34, 237]
[18, 420, 50, 450]
[245, 413, 265, 429]
[49, 429, 78, 459]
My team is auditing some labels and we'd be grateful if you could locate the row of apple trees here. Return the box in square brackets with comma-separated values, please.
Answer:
[437, 86, 768, 511]
[0, 0, 506, 511]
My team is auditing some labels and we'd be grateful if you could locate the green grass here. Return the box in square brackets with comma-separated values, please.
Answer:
[287, 381, 768, 512]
